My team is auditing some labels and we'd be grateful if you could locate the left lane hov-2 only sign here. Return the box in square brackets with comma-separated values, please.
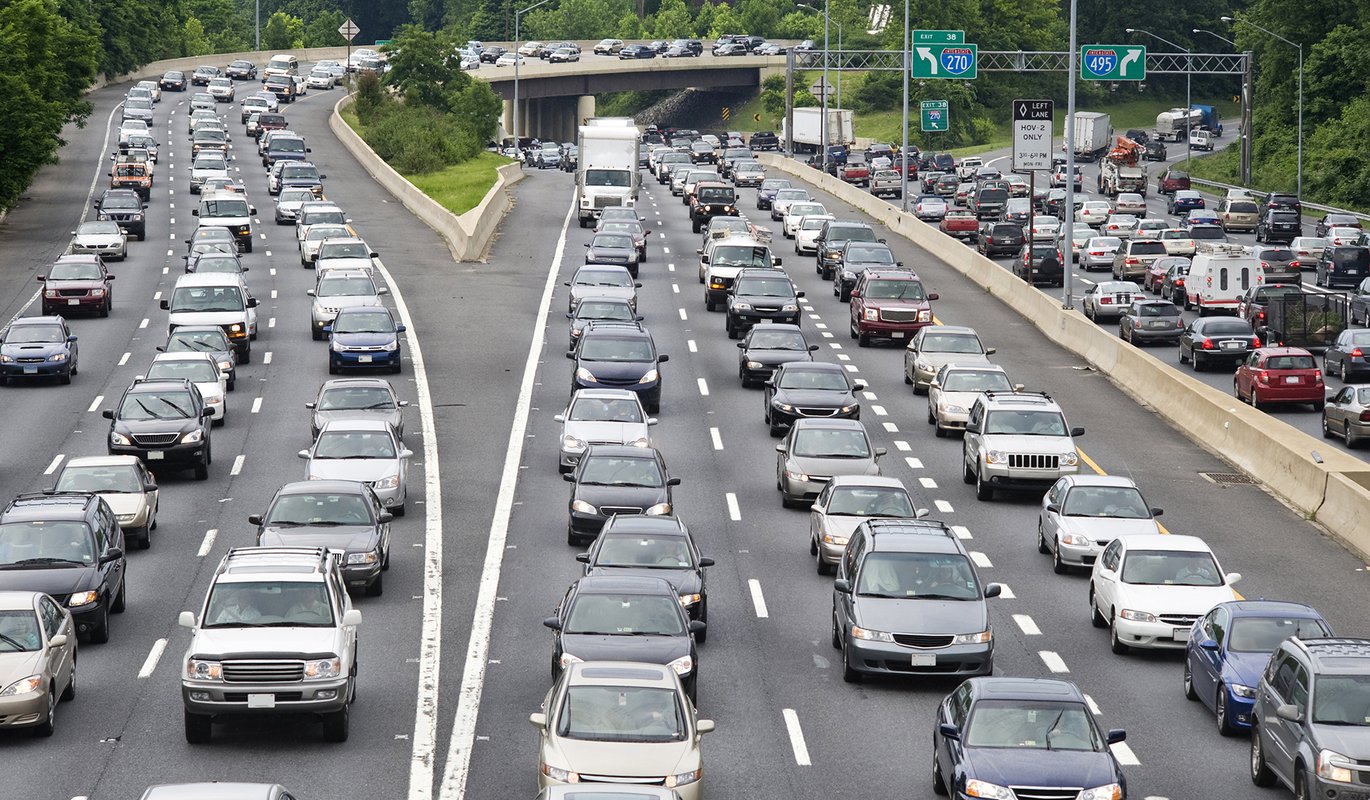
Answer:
[1012, 99, 1054, 172]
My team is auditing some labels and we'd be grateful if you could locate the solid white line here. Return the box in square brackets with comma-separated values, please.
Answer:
[934, 499, 954, 513]
[1013, 614, 1041, 635]
[747, 579, 769, 618]
[725, 493, 741, 521]
[137, 638, 168, 678]
[251, 397, 262, 413]
[43, 454, 64, 475]
[919, 477, 938, 489]
[678, 308, 687, 320]
[1039, 651, 1070, 673]
[437, 201, 575, 800]
[229, 454, 245, 476]
[709, 427, 723, 450]
[263, 352, 273, 364]
[87, 395, 103, 413]
[696, 377, 709, 396]
[894, 440, 911, 451]
[969, 551, 992, 568]
[1111, 741, 1141, 766]
[118, 352, 130, 366]
[1084, 694, 1102, 715]
[196, 529, 217, 557]
[951, 525, 972, 539]
[781, 708, 812, 766]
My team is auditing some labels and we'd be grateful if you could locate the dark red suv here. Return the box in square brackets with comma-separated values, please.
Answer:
[38, 255, 115, 317]
[848, 268, 938, 346]
[1156, 168, 1191, 195]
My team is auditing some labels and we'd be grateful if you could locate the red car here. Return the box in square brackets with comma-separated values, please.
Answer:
[1156, 168, 1191, 195]
[38, 255, 115, 317]
[848, 268, 938, 346]
[1233, 346, 1324, 410]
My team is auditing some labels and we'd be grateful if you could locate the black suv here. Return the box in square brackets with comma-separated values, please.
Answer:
[0, 491, 126, 642]
[749, 130, 780, 151]
[564, 445, 679, 544]
[726, 268, 802, 338]
[1252, 638, 1370, 799]
[977, 221, 1026, 257]
[568, 322, 668, 413]
[1256, 208, 1303, 244]
[1316, 246, 1370, 290]
[689, 182, 738, 233]
[816, 221, 882, 280]
[1262, 192, 1303, 216]
[94, 189, 147, 240]
[104, 378, 214, 479]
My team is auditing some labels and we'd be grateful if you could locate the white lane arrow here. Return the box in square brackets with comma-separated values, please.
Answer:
[916, 47, 938, 75]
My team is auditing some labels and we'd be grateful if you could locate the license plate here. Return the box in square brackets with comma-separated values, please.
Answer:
[68, 298, 81, 305]
[1286, 376, 1300, 384]
[358, 355, 372, 363]
[911, 654, 936, 666]
[247, 693, 275, 709]
[23, 367, 37, 374]
[1150, 321, 1170, 328]
[891, 331, 906, 338]
[148, 451, 164, 460]
[1222, 341, 1241, 350]
[1173, 626, 1192, 641]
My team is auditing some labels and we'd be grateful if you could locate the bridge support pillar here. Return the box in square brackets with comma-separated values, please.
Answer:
[502, 100, 514, 141]
[577, 95, 596, 126]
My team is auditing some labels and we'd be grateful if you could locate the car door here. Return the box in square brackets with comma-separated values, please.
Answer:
[1041, 479, 1069, 553]
[1236, 352, 1258, 397]
[963, 401, 985, 473]
[1261, 652, 1300, 778]
[94, 502, 125, 591]
[1327, 387, 1355, 430]
[1193, 606, 1227, 706]
[1094, 539, 1123, 615]
[810, 481, 834, 543]
[38, 594, 74, 691]
[834, 534, 865, 631]
[936, 682, 972, 785]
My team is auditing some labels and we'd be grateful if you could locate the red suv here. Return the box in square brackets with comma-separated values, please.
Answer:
[848, 268, 938, 346]
[38, 255, 115, 317]
[1233, 346, 1323, 410]
[1156, 168, 1191, 195]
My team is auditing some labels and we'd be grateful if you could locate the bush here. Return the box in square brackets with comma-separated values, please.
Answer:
[354, 72, 386, 125]
[363, 105, 471, 175]
[848, 71, 901, 114]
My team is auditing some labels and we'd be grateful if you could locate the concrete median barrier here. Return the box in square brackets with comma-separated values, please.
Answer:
[759, 152, 1370, 550]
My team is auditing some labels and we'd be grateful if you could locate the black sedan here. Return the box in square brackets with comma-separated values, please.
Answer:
[566, 297, 640, 349]
[933, 677, 1127, 799]
[160, 71, 188, 91]
[249, 480, 393, 595]
[584, 233, 642, 277]
[1178, 317, 1260, 371]
[764, 362, 867, 436]
[544, 574, 703, 699]
[564, 445, 679, 544]
[737, 323, 817, 387]
[618, 44, 656, 59]
[577, 515, 714, 631]
[1119, 299, 1184, 345]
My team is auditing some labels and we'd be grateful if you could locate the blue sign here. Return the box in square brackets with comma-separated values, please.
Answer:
[1083, 49, 1117, 78]
[940, 47, 975, 76]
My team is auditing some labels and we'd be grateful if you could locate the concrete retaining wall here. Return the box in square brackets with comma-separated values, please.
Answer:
[757, 153, 1370, 551]
[330, 94, 523, 263]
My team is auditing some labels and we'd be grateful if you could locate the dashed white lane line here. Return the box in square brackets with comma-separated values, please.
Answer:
[662, 246, 670, 254]
[808, 313, 821, 320]
[1084, 694, 1102, 715]
[137, 638, 168, 679]
[268, 317, 276, 328]
[263, 352, 273, 364]
[934, 499, 954, 513]
[667, 263, 675, 272]
[196, 528, 217, 557]
[862, 391, 877, 400]
[829, 342, 842, 349]
[904, 456, 921, 469]
[687, 339, 697, 353]
[87, 395, 103, 413]
[1013, 614, 1042, 635]
[251, 397, 262, 414]
[781, 709, 812, 766]
[1111, 741, 1141, 766]
[919, 477, 938, 489]
[815, 322, 827, 330]
[229, 455, 245, 476]
[270, 289, 278, 299]
[748, 579, 769, 618]
[678, 308, 687, 320]
[709, 427, 723, 450]
[138, 318, 149, 329]
[725, 493, 742, 521]
[969, 551, 992, 568]
[153, 291, 161, 300]
[821, 332, 834, 338]
[998, 584, 1015, 599]
[671, 284, 679, 294]
[118, 352, 131, 365]
[844, 365, 859, 373]
[697, 378, 709, 396]
[951, 525, 972, 539]
[1039, 651, 1070, 673]
[270, 267, 277, 276]
[43, 454, 64, 475]
[881, 421, 897, 432]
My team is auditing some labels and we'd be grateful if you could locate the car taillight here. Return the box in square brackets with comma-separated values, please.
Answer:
[1133, 319, 1142, 329]
[1261, 262, 1269, 269]
[1176, 278, 1185, 286]
[1100, 297, 1112, 305]
[1257, 370, 1270, 384]
[1201, 338, 1214, 349]
[1125, 258, 1140, 265]
[1360, 411, 1370, 422]
[1089, 250, 1104, 256]
[1353, 348, 1365, 358]
[1253, 337, 1262, 347]
[1257, 311, 1266, 321]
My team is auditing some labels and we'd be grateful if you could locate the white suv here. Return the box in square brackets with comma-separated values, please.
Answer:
[962, 392, 1084, 501]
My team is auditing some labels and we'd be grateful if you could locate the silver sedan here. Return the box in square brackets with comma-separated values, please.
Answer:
[299, 420, 413, 515]
[808, 475, 921, 574]
[775, 419, 884, 507]
[903, 326, 995, 393]
[1038, 475, 1163, 573]
[554, 389, 655, 472]
[1323, 386, 1370, 447]
[1080, 237, 1123, 271]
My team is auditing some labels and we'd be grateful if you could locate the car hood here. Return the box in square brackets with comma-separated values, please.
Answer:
[75, 234, 124, 245]
[918, 352, 985, 370]
[257, 525, 379, 551]
[962, 747, 1119, 790]
[313, 409, 403, 431]
[1117, 583, 1238, 614]
[0, 565, 98, 597]
[1221, 649, 1272, 690]
[586, 248, 639, 263]
[306, 458, 399, 483]
[855, 597, 987, 635]
[169, 311, 245, 328]
[333, 331, 397, 348]
[788, 454, 878, 478]
[938, 390, 990, 409]
[815, 514, 873, 538]
[745, 348, 812, 367]
[576, 484, 668, 508]
[0, 650, 44, 683]
[98, 491, 150, 517]
[982, 434, 1075, 455]
[772, 388, 855, 408]
[571, 286, 635, 303]
[565, 420, 650, 444]
[735, 293, 796, 306]
[584, 566, 700, 596]
[580, 359, 655, 382]
[1308, 725, 1370, 758]
[314, 296, 382, 312]
[1, 342, 68, 357]
[1057, 516, 1161, 541]
[187, 626, 341, 657]
[559, 633, 690, 667]
[317, 257, 373, 270]
[546, 736, 695, 779]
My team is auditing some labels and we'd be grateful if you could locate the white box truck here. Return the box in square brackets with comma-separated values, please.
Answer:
[1072, 112, 1111, 161]
[783, 108, 855, 151]
[576, 119, 640, 228]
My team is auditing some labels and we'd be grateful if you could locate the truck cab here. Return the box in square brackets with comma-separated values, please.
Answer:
[576, 119, 640, 228]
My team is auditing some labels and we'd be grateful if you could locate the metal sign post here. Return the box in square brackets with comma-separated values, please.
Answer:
[339, 18, 359, 87]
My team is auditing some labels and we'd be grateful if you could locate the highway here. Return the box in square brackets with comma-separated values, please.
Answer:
[6, 71, 1370, 800]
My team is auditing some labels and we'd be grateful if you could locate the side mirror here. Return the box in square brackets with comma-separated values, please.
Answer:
[160, 299, 170, 310]
[795, 290, 806, 298]
[736, 342, 746, 349]
[1226, 572, 1242, 585]
[833, 578, 852, 594]
[306, 289, 316, 296]
[915, 507, 930, 518]
[1106, 729, 1127, 745]
[657, 354, 669, 363]
[529, 712, 548, 729]
[341, 609, 362, 627]
[697, 719, 716, 734]
[574, 553, 589, 563]
[773, 256, 783, 266]
[321, 325, 332, 334]
[565, 351, 576, 360]
[1151, 507, 1164, 517]
[379, 512, 395, 523]
[689, 620, 707, 634]
[965, 423, 980, 434]
[938, 723, 960, 741]
[666, 477, 682, 486]
[775, 443, 787, 453]
[1199, 638, 1220, 651]
[928, 292, 940, 301]
[249, 206, 257, 214]
[99, 547, 124, 564]
[699, 557, 715, 567]
[102, 409, 114, 419]
[297, 449, 310, 459]
[246, 298, 258, 308]
[553, 414, 566, 422]
[634, 282, 643, 288]
[396, 324, 407, 333]
[247, 514, 263, 526]
[875, 447, 887, 457]
[583, 242, 590, 248]
[562, 473, 576, 482]
[1013, 383, 1025, 391]
[984, 583, 1002, 598]
[178, 611, 197, 629]
[201, 407, 214, 418]
[852, 379, 868, 392]
[542, 616, 562, 630]
[646, 418, 658, 426]
[1070, 427, 1085, 437]
[191, 209, 199, 216]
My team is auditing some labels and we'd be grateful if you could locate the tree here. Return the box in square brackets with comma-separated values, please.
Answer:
[773, 11, 820, 40]
[304, 9, 348, 47]
[703, 3, 741, 39]
[651, 0, 692, 38]
[262, 11, 303, 50]
[384, 24, 462, 110]
[614, 11, 645, 38]
[183, 16, 214, 55]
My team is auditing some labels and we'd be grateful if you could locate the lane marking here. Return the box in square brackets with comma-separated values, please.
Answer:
[137, 638, 168, 679]
[268, 317, 276, 328]
[919, 477, 938, 489]
[781, 709, 812, 766]
[815, 322, 828, 330]
[969, 551, 992, 568]
[951, 525, 972, 539]
[697, 377, 709, 396]
[894, 440, 911, 451]
[709, 427, 723, 450]
[1111, 741, 1141, 766]
[862, 391, 877, 400]
[263, 351, 273, 364]
[87, 395, 103, 413]
[196, 529, 217, 557]
[138, 318, 149, 329]
[1084, 694, 1102, 715]
[671, 283, 679, 294]
[687, 339, 697, 352]
[881, 421, 897, 432]
[229, 455, 245, 476]
[678, 308, 687, 320]
[934, 499, 954, 513]
[1039, 651, 1070, 673]
[251, 397, 262, 414]
[725, 492, 741, 520]
[998, 584, 1015, 599]
[43, 454, 64, 475]
[1013, 614, 1042, 635]
[119, 352, 131, 366]
[152, 291, 161, 300]
[748, 579, 769, 618]
[871, 404, 887, 416]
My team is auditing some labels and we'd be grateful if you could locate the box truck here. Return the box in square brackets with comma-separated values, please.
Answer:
[783, 108, 855, 151]
[576, 118, 640, 228]
[1072, 112, 1111, 162]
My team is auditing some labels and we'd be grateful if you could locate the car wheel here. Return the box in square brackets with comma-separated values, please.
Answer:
[1178, 344, 1190, 364]
[963, 457, 975, 485]
[322, 704, 350, 742]
[1323, 414, 1335, 438]
[816, 550, 833, 575]
[831, 612, 842, 649]
[1250, 725, 1277, 786]
[365, 572, 384, 597]
[1216, 687, 1237, 736]
[857, 331, 870, 347]
[87, 602, 110, 644]
[1183, 658, 1198, 700]
[705, 299, 716, 312]
[934, 422, 949, 438]
[1037, 523, 1050, 554]
[111, 577, 126, 613]
[1109, 610, 1130, 654]
[33, 690, 56, 737]
[1342, 362, 1352, 384]
[312, 328, 322, 341]
[60, 368, 72, 385]
[1345, 422, 1358, 448]
[1090, 588, 1107, 628]
[841, 641, 862, 683]
[974, 465, 993, 501]
[60, 657, 76, 701]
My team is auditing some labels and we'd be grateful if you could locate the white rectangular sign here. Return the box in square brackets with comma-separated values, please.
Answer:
[1013, 120, 1052, 172]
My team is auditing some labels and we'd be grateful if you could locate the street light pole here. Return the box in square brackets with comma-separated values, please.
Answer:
[1127, 29, 1190, 166]
[900, 0, 910, 211]
[255, 0, 260, 51]
[1223, 15, 1302, 197]
[821, 2, 830, 171]
[1192, 29, 1236, 48]
[835, 21, 844, 110]
[512, 0, 556, 147]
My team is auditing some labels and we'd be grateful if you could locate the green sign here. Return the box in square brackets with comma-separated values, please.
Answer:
[1079, 44, 1146, 81]
[912, 43, 977, 80]
[913, 30, 964, 45]
[920, 100, 949, 132]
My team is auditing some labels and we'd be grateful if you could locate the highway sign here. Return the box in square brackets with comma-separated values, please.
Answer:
[920, 100, 949, 132]
[1012, 99, 1053, 172]
[809, 79, 834, 99]
[338, 18, 360, 42]
[913, 30, 964, 45]
[722, 107, 730, 121]
[912, 44, 977, 80]
[753, 113, 762, 123]
[1080, 44, 1145, 81]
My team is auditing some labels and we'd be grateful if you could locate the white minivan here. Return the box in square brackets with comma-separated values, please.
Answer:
[263, 54, 299, 77]
[161, 273, 259, 362]
[1185, 243, 1262, 315]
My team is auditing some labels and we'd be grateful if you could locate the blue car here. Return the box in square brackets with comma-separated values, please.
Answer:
[326, 306, 404, 374]
[933, 677, 1127, 799]
[0, 316, 79, 385]
[1184, 600, 1332, 735]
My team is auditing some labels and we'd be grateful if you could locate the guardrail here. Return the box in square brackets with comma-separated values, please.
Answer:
[1189, 176, 1370, 223]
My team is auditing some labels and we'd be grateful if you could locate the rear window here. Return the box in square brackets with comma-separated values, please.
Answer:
[1129, 241, 1166, 255]
[1332, 248, 1370, 269]
[1228, 201, 1259, 214]
[1204, 320, 1253, 335]
[1136, 304, 1177, 317]
[1265, 354, 1316, 370]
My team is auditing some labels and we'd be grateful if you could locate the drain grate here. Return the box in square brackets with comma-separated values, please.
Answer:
[1200, 471, 1260, 486]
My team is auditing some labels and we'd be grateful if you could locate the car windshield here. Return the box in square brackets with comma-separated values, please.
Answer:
[829, 227, 877, 244]
[564, 592, 684, 635]
[314, 430, 396, 459]
[579, 338, 653, 362]
[1130, 241, 1166, 255]
[334, 311, 394, 334]
[864, 280, 925, 300]
[0, 610, 42, 652]
[592, 235, 633, 250]
[761, 180, 792, 191]
[1311, 675, 1370, 725]
[711, 246, 773, 268]
[319, 243, 371, 259]
[281, 164, 319, 179]
[167, 331, 229, 352]
[1120, 549, 1223, 586]
[303, 209, 346, 225]
[311, 70, 330, 78]
[585, 170, 632, 187]
[575, 301, 633, 322]
[56, 465, 143, 494]
[595, 535, 692, 568]
[48, 262, 102, 280]
[1062, 486, 1150, 518]
[0, 521, 94, 567]
[1191, 227, 1226, 239]
[1161, 230, 1192, 240]
[193, 155, 227, 170]
[846, 246, 894, 264]
[1202, 320, 1254, 336]
[195, 129, 227, 142]
[788, 204, 824, 218]
[801, 218, 830, 231]
[775, 190, 808, 203]
[826, 486, 915, 517]
[965, 701, 1102, 751]
[575, 269, 632, 288]
[748, 330, 807, 350]
[200, 199, 249, 218]
[265, 492, 373, 527]
[921, 333, 982, 354]
[318, 386, 395, 411]
[1227, 616, 1330, 652]
[1136, 304, 1177, 317]
[147, 361, 220, 383]
[984, 410, 1067, 436]
[317, 276, 377, 297]
[698, 187, 733, 202]
[558, 685, 685, 742]
[203, 581, 336, 628]
[569, 397, 644, 422]
[102, 195, 140, 210]
[579, 456, 663, 487]
[282, 191, 316, 204]
[792, 428, 870, 458]
[941, 371, 1012, 393]
[600, 223, 642, 237]
[735, 277, 792, 297]
[778, 368, 847, 391]
[856, 552, 979, 599]
[6, 324, 66, 344]
[118, 390, 196, 420]
[170, 285, 243, 312]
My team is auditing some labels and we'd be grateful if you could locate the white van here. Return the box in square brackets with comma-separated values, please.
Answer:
[1185, 243, 1261, 315]
[161, 273, 259, 362]
[264, 54, 299, 77]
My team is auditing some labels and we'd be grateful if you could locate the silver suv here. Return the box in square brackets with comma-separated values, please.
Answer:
[961, 391, 1085, 501]
[178, 547, 361, 743]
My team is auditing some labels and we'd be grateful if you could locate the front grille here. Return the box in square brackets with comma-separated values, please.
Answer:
[881, 309, 918, 322]
[1160, 614, 1200, 626]
[794, 407, 841, 417]
[893, 633, 954, 648]
[1011, 789, 1082, 800]
[223, 692, 303, 702]
[1008, 454, 1060, 470]
[58, 289, 89, 297]
[753, 305, 782, 313]
[599, 506, 644, 516]
[577, 775, 665, 786]
[131, 432, 181, 447]
[593, 196, 621, 209]
[222, 659, 305, 683]
[16, 357, 45, 364]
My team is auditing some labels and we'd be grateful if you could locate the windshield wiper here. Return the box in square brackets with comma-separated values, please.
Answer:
[858, 592, 906, 599]
[1042, 710, 1065, 752]
[8, 557, 87, 567]
[0, 633, 29, 650]
[155, 397, 191, 418]
[914, 593, 973, 601]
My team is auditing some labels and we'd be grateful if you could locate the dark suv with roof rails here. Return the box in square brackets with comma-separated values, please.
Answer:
[104, 378, 214, 479]
[816, 221, 883, 281]
[94, 189, 147, 240]
[725, 268, 802, 338]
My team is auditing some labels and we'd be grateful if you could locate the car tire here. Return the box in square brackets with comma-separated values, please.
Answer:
[705, 299, 716, 312]
[857, 331, 870, 347]
[1090, 588, 1107, 628]
[33, 690, 57, 737]
[1109, 611, 1130, 654]
[311, 328, 322, 341]
[136, 524, 151, 550]
[88, 602, 110, 644]
[963, 457, 975, 485]
[1037, 524, 1051, 554]
[841, 642, 862, 683]
[816, 552, 833, 575]
[1250, 725, 1277, 787]
[831, 613, 842, 649]
[974, 465, 993, 501]
[60, 658, 76, 701]
[1215, 687, 1237, 736]
[1323, 415, 1335, 439]
[1178, 345, 1190, 364]
[1342, 362, 1352, 384]
[1183, 658, 1198, 700]
[194, 456, 209, 481]
[1345, 422, 1358, 449]
[365, 572, 384, 597]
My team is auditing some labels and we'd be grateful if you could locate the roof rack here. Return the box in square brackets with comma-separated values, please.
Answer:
[583, 320, 646, 333]
[1194, 242, 1249, 256]
[983, 389, 1051, 401]
[11, 491, 91, 502]
[866, 518, 953, 536]
[219, 546, 333, 574]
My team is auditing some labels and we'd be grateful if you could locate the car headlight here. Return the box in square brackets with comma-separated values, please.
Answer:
[110, 431, 131, 445]
[68, 590, 98, 608]
[668, 654, 694, 675]
[965, 780, 1014, 799]
[562, 435, 586, 451]
[863, 309, 879, 321]
[821, 532, 849, 545]
[952, 630, 993, 645]
[331, 339, 347, 351]
[574, 367, 596, 383]
[1230, 683, 1257, 699]
[679, 593, 701, 607]
[938, 403, 967, 414]
[918, 309, 933, 322]
[346, 550, 380, 565]
[638, 369, 659, 384]
[91, 288, 106, 297]
[1119, 609, 1158, 623]
[1318, 749, 1356, 783]
[851, 625, 895, 642]
[645, 502, 672, 516]
[373, 474, 401, 490]
[185, 659, 223, 681]
[570, 500, 597, 514]
[839, 403, 858, 414]
[45, 289, 59, 298]
[98, 213, 110, 220]
[825, 251, 841, 260]
[1060, 532, 1092, 546]
[48, 353, 67, 362]
[781, 304, 798, 312]
[732, 302, 752, 311]
[665, 769, 702, 788]
[303, 657, 342, 680]
[1076, 785, 1123, 800]
[1061, 450, 1079, 467]
[217, 360, 233, 371]
[985, 450, 1007, 465]
[745, 360, 765, 369]
[181, 429, 204, 444]
[0, 674, 43, 696]
[784, 469, 809, 482]
[627, 436, 651, 448]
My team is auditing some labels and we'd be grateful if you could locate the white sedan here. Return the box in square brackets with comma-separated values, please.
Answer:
[1089, 534, 1241, 654]
[794, 214, 835, 255]
[143, 352, 228, 423]
[1113, 192, 1147, 216]
[1038, 475, 1163, 574]
[1077, 201, 1113, 228]
[495, 52, 524, 67]
[69, 221, 128, 260]
[305, 69, 336, 89]
[782, 202, 827, 239]
[1159, 228, 1196, 256]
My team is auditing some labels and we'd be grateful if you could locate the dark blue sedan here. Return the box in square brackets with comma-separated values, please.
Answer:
[933, 677, 1127, 799]
[618, 45, 656, 59]
[1184, 600, 1331, 735]
[0, 316, 79, 385]
[326, 306, 404, 374]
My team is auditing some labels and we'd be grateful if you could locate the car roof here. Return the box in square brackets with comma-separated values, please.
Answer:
[601, 516, 688, 537]
[791, 418, 865, 432]
[572, 388, 643, 401]
[317, 418, 393, 433]
[970, 677, 1085, 702]
[152, 351, 219, 364]
[10, 315, 65, 326]
[0, 590, 46, 612]
[826, 475, 908, 489]
[174, 272, 247, 288]
[276, 479, 370, 495]
[1220, 600, 1325, 619]
[1254, 346, 1314, 357]
[1061, 474, 1139, 488]
[566, 660, 674, 687]
[866, 522, 961, 553]
[780, 361, 843, 373]
[2, 492, 97, 520]
[127, 378, 197, 394]
[1119, 534, 1211, 552]
[141, 785, 285, 800]
[574, 574, 677, 595]
[861, 269, 918, 281]
[169, 324, 231, 335]
[62, 455, 145, 470]
[321, 377, 395, 391]
[584, 444, 661, 458]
